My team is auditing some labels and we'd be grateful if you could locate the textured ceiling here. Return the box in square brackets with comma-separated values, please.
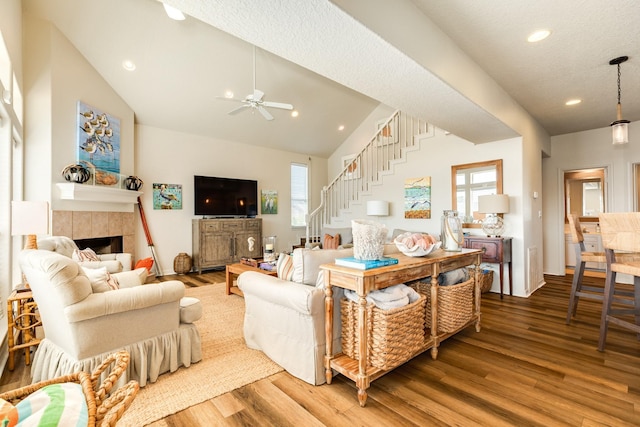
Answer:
[23, 0, 640, 157]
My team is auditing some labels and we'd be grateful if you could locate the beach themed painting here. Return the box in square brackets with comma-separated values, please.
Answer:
[153, 183, 182, 210]
[261, 190, 278, 214]
[76, 101, 120, 185]
[404, 177, 431, 219]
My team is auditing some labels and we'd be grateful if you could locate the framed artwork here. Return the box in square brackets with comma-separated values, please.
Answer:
[341, 154, 360, 180]
[404, 177, 431, 219]
[77, 101, 121, 185]
[376, 118, 399, 145]
[153, 183, 182, 210]
[261, 190, 278, 214]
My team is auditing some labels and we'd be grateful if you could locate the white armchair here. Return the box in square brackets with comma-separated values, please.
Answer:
[37, 236, 132, 273]
[19, 248, 202, 387]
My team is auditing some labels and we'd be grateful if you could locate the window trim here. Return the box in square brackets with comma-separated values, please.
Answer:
[451, 159, 503, 228]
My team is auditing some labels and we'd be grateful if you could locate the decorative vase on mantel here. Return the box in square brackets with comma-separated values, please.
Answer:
[124, 175, 144, 191]
[61, 163, 91, 183]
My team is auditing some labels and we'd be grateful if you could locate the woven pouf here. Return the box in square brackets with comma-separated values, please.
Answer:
[173, 253, 193, 274]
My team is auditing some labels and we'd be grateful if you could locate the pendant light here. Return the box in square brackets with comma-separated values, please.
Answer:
[609, 56, 630, 145]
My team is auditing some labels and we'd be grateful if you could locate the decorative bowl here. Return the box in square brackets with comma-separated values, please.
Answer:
[394, 232, 442, 257]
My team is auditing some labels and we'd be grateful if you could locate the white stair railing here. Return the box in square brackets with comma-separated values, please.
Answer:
[306, 110, 430, 246]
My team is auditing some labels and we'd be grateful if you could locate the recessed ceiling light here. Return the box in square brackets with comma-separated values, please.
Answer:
[527, 29, 551, 43]
[565, 99, 582, 106]
[163, 4, 186, 21]
[291, 110, 299, 118]
[338, 125, 345, 131]
[122, 60, 136, 71]
[224, 90, 234, 99]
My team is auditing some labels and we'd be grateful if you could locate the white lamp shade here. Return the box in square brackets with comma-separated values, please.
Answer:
[366, 200, 389, 216]
[478, 194, 510, 214]
[612, 122, 629, 144]
[11, 201, 49, 236]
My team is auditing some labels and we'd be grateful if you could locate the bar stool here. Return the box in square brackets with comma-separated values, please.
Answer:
[597, 212, 640, 351]
[566, 214, 607, 324]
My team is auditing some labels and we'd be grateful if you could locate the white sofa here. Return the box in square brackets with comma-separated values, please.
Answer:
[238, 244, 400, 385]
[19, 248, 202, 387]
[37, 236, 132, 273]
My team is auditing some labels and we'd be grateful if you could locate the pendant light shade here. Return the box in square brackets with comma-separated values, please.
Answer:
[610, 56, 630, 145]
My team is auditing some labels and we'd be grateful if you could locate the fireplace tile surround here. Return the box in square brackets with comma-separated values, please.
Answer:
[52, 210, 136, 259]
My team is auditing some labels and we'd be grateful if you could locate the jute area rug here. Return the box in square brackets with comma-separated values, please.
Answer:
[119, 283, 283, 426]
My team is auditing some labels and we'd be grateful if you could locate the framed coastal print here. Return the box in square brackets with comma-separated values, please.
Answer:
[261, 190, 278, 214]
[153, 183, 182, 210]
[77, 101, 121, 186]
[404, 177, 431, 219]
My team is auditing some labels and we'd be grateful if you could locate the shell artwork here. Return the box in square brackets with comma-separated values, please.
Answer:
[248, 236, 255, 252]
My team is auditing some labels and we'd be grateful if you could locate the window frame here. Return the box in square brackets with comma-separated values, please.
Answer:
[451, 159, 503, 228]
[290, 162, 308, 228]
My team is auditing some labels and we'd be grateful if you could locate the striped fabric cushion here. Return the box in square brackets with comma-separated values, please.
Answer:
[276, 253, 294, 281]
[72, 248, 100, 262]
[15, 382, 88, 427]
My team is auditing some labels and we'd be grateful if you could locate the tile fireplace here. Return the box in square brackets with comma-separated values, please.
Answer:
[52, 210, 135, 259]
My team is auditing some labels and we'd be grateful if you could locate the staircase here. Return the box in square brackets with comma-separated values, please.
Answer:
[306, 110, 431, 245]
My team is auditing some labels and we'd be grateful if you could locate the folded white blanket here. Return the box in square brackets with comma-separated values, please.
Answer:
[344, 284, 420, 310]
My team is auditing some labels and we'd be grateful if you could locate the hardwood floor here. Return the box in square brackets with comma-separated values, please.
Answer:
[2, 272, 639, 426]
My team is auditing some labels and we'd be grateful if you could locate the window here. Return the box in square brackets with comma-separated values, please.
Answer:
[451, 159, 503, 226]
[291, 163, 308, 227]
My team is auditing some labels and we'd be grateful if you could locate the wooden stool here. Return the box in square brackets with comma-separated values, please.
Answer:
[566, 214, 607, 324]
[598, 213, 640, 351]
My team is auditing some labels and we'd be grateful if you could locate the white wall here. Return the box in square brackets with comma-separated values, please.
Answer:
[328, 109, 529, 296]
[134, 124, 328, 274]
[23, 14, 136, 212]
[543, 121, 640, 276]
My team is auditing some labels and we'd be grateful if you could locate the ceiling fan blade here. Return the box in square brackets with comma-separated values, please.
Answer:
[257, 106, 274, 121]
[216, 96, 244, 103]
[252, 89, 265, 101]
[228, 105, 249, 115]
[263, 101, 293, 110]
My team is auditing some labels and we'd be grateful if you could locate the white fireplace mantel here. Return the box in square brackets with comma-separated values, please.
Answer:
[56, 183, 142, 204]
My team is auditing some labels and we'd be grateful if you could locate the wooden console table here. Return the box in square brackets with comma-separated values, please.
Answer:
[321, 248, 483, 406]
[463, 235, 512, 298]
[7, 289, 42, 370]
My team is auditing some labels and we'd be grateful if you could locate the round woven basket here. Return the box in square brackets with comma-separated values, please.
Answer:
[173, 253, 192, 275]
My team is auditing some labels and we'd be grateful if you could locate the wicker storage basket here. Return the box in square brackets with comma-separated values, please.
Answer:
[411, 278, 474, 334]
[340, 294, 426, 370]
[473, 269, 494, 293]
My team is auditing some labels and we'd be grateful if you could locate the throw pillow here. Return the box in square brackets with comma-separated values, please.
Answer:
[0, 398, 17, 427]
[15, 382, 88, 426]
[323, 233, 341, 249]
[72, 248, 100, 262]
[81, 266, 120, 293]
[135, 257, 154, 273]
[112, 267, 148, 288]
[276, 253, 294, 281]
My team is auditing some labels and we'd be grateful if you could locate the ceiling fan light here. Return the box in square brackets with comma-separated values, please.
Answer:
[611, 120, 630, 144]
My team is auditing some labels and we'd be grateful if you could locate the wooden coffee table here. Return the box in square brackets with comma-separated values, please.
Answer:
[225, 263, 278, 297]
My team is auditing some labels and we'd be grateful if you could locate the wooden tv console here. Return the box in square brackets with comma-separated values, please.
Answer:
[321, 248, 483, 407]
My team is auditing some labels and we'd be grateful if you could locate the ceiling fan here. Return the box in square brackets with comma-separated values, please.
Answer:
[218, 46, 293, 121]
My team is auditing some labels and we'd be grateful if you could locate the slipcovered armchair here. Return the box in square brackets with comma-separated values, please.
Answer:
[37, 236, 132, 273]
[19, 248, 202, 387]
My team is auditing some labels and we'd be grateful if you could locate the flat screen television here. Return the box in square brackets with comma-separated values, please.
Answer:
[194, 175, 258, 217]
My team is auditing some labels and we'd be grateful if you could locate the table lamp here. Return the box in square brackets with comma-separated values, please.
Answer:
[366, 200, 389, 217]
[11, 201, 49, 249]
[477, 194, 509, 237]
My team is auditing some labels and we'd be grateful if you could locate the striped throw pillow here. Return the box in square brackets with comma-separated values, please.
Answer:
[15, 382, 88, 426]
[276, 253, 294, 281]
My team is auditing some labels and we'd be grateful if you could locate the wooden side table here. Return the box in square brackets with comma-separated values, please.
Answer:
[225, 263, 278, 297]
[464, 236, 513, 298]
[7, 289, 42, 370]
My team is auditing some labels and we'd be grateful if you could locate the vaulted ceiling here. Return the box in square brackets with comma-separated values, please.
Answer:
[24, 0, 640, 157]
